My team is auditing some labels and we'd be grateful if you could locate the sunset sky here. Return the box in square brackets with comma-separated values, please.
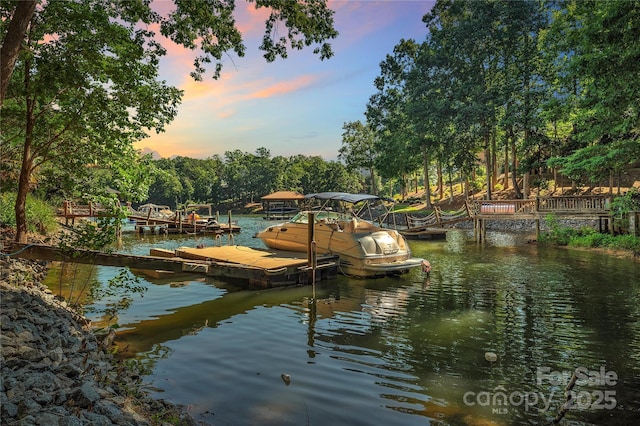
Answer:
[135, 0, 434, 161]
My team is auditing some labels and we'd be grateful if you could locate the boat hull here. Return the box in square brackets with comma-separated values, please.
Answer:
[256, 219, 424, 278]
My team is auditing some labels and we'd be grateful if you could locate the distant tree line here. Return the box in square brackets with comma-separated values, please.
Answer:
[339, 0, 639, 208]
[145, 148, 362, 209]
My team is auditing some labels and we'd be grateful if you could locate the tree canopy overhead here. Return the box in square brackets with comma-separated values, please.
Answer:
[0, 0, 339, 242]
[348, 0, 639, 202]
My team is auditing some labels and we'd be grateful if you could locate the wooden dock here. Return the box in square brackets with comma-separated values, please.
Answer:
[57, 201, 241, 235]
[5, 243, 338, 288]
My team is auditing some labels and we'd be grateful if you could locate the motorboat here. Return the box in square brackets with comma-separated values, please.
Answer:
[255, 192, 426, 278]
[136, 203, 174, 219]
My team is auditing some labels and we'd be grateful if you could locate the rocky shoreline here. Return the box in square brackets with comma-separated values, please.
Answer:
[0, 254, 200, 426]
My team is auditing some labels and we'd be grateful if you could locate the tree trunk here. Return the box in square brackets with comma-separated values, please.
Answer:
[423, 149, 432, 209]
[16, 115, 34, 244]
[609, 170, 613, 194]
[0, 0, 37, 107]
[15, 59, 35, 244]
[437, 160, 443, 200]
[491, 130, 498, 191]
[464, 177, 470, 199]
[511, 127, 522, 199]
[370, 166, 377, 195]
[503, 135, 509, 190]
[447, 165, 454, 204]
[523, 171, 530, 199]
[484, 134, 492, 200]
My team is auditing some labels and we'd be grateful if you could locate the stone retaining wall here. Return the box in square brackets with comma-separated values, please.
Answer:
[0, 256, 198, 426]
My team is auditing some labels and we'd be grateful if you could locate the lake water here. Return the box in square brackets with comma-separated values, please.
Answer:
[47, 216, 640, 425]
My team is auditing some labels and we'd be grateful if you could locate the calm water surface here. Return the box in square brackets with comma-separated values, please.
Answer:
[47, 216, 640, 425]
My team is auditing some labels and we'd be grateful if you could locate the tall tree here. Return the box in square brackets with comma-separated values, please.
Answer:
[366, 39, 422, 202]
[0, 0, 36, 106]
[546, 0, 640, 186]
[339, 121, 378, 195]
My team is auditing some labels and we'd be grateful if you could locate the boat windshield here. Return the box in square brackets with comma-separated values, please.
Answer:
[290, 211, 349, 224]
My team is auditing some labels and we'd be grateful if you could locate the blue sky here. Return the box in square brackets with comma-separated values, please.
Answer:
[135, 0, 434, 161]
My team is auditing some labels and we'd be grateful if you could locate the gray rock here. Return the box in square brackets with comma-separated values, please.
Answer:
[1, 259, 198, 426]
[19, 397, 42, 415]
[35, 412, 60, 425]
[2, 400, 19, 418]
[71, 381, 101, 408]
[80, 411, 113, 425]
[59, 416, 83, 426]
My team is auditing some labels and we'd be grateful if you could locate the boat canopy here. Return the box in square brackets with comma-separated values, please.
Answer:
[305, 192, 394, 204]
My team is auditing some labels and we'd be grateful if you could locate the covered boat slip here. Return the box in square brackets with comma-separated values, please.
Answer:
[261, 190, 304, 220]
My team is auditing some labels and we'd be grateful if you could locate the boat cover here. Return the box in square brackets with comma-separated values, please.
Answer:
[305, 192, 393, 204]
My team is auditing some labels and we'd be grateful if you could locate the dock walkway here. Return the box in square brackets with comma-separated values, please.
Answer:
[6, 243, 338, 288]
[57, 201, 240, 234]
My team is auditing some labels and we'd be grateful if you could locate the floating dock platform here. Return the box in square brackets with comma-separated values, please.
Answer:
[6, 243, 339, 288]
[149, 245, 339, 287]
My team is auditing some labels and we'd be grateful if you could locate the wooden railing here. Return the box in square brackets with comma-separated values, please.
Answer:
[536, 195, 611, 213]
[466, 199, 537, 216]
[60, 201, 108, 218]
[467, 195, 613, 217]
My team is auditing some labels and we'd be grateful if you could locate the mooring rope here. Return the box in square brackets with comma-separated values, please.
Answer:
[0, 243, 36, 258]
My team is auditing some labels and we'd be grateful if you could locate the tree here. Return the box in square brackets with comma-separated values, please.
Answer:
[366, 39, 422, 201]
[0, 0, 36, 106]
[545, 0, 640, 186]
[0, 0, 339, 243]
[339, 121, 378, 195]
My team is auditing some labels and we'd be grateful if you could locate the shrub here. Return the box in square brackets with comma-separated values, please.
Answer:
[0, 192, 58, 234]
[540, 212, 640, 254]
[570, 232, 613, 248]
[613, 234, 640, 253]
[539, 214, 573, 245]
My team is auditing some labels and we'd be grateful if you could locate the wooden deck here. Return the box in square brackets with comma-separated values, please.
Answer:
[6, 243, 339, 288]
[57, 201, 241, 234]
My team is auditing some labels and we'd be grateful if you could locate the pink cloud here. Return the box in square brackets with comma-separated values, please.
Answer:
[249, 74, 317, 99]
[236, 0, 271, 37]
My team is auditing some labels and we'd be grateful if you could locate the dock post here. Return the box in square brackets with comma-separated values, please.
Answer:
[308, 213, 316, 299]
[482, 219, 486, 242]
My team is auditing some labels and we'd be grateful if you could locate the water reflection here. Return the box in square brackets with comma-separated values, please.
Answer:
[43, 221, 640, 425]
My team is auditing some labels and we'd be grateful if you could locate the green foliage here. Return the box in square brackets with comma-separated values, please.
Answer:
[1, 0, 339, 241]
[0, 192, 57, 234]
[356, 0, 638, 199]
[539, 213, 640, 254]
[339, 121, 378, 194]
[53, 200, 147, 321]
[147, 149, 362, 207]
[57, 218, 120, 254]
[87, 269, 146, 325]
[611, 188, 639, 218]
[538, 214, 573, 245]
